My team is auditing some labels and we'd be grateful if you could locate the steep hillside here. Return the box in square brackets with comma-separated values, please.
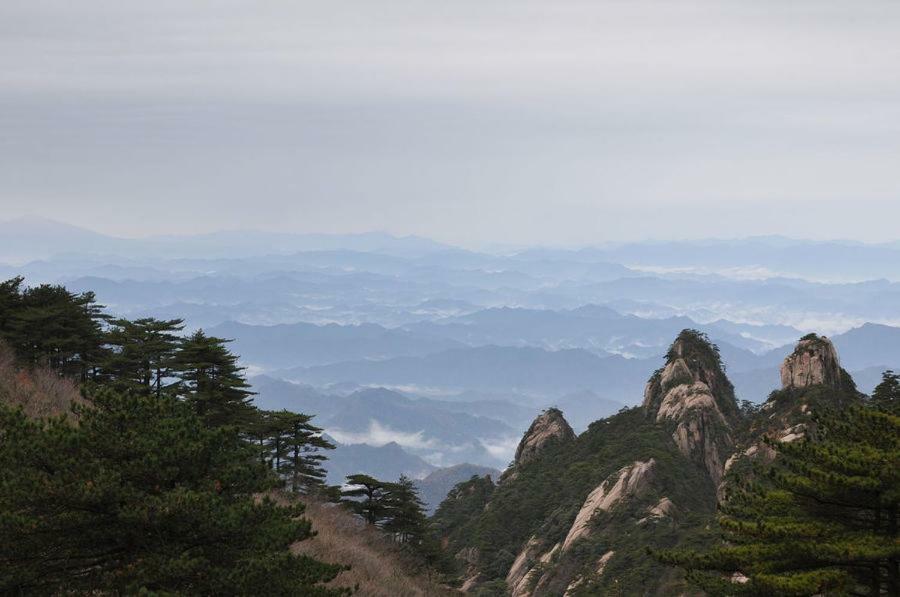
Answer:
[435, 330, 869, 596]
[291, 497, 457, 597]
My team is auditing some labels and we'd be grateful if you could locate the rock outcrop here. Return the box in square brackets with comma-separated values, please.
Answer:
[562, 459, 656, 551]
[642, 330, 738, 485]
[507, 408, 575, 475]
[506, 460, 657, 596]
[507, 537, 562, 597]
[780, 334, 843, 390]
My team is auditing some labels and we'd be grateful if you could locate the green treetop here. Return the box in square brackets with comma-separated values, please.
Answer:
[872, 370, 900, 415]
[0, 277, 108, 378]
[342, 474, 395, 526]
[103, 317, 184, 397]
[171, 329, 256, 429]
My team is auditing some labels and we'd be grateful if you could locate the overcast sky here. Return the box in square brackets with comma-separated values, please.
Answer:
[1, 0, 899, 246]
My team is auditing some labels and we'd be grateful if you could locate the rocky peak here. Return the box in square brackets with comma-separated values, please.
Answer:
[780, 334, 844, 390]
[512, 408, 575, 469]
[641, 330, 737, 486]
[643, 329, 738, 421]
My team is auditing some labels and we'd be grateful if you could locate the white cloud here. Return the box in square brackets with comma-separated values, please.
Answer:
[327, 420, 438, 451]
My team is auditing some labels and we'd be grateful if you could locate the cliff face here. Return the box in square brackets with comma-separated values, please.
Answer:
[780, 334, 843, 390]
[642, 330, 738, 486]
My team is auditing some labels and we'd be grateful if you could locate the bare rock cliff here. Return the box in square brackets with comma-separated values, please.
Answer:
[780, 334, 843, 390]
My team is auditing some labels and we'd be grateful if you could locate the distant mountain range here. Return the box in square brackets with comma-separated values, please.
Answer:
[0, 216, 453, 263]
[251, 376, 523, 469]
[5, 217, 900, 486]
[276, 345, 651, 402]
[209, 320, 462, 369]
[271, 323, 900, 404]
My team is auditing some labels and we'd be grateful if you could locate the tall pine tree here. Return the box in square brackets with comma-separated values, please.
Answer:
[103, 317, 184, 397]
[171, 330, 256, 429]
[279, 412, 335, 495]
[0, 278, 108, 378]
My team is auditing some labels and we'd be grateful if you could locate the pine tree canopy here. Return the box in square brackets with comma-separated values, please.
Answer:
[103, 317, 184, 397]
[656, 399, 900, 596]
[0, 386, 347, 595]
[171, 329, 257, 430]
[0, 277, 108, 378]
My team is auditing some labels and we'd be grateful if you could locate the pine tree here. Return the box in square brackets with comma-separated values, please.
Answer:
[383, 475, 430, 547]
[0, 386, 347, 595]
[0, 279, 108, 378]
[280, 412, 335, 494]
[103, 317, 184, 397]
[656, 402, 900, 596]
[263, 410, 294, 477]
[342, 474, 395, 526]
[872, 370, 900, 415]
[0, 277, 23, 338]
[171, 329, 257, 429]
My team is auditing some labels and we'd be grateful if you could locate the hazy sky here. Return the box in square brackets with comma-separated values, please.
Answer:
[2, 0, 899, 246]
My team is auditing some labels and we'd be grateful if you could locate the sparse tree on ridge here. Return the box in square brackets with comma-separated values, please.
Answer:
[342, 474, 395, 526]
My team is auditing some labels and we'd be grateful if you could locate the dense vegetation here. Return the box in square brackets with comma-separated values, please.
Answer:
[432, 330, 900, 596]
[435, 407, 720, 594]
[0, 277, 435, 594]
[658, 379, 899, 595]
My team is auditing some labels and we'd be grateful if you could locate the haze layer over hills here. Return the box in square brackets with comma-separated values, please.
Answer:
[3, 217, 899, 479]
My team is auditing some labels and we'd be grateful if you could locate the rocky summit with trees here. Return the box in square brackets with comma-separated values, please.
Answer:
[433, 330, 899, 596]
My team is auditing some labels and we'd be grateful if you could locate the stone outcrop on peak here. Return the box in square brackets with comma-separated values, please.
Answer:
[562, 459, 657, 552]
[643, 329, 737, 421]
[780, 334, 844, 390]
[642, 330, 738, 485]
[511, 408, 575, 470]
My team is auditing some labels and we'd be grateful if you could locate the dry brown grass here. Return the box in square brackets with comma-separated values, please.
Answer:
[0, 340, 84, 419]
[292, 497, 459, 597]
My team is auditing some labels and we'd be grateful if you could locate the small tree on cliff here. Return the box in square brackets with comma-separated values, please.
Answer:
[656, 402, 900, 596]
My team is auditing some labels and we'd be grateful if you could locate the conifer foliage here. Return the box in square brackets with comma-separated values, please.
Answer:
[0, 387, 346, 595]
[0, 278, 351, 594]
[172, 329, 257, 429]
[0, 276, 107, 378]
[263, 409, 335, 494]
[341, 474, 433, 551]
[102, 317, 184, 397]
[657, 396, 900, 596]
